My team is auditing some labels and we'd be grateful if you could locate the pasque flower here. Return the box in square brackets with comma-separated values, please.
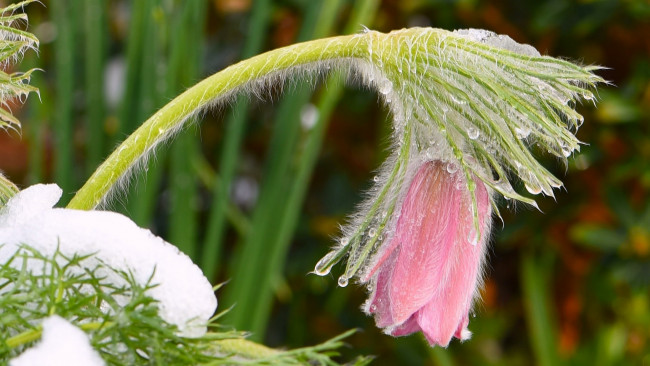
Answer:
[313, 28, 602, 346]
[362, 161, 491, 347]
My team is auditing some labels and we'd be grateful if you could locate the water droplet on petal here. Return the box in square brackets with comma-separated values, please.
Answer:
[467, 228, 479, 246]
[446, 163, 458, 174]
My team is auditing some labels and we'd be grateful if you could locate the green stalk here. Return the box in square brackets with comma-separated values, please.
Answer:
[428, 347, 455, 366]
[67, 32, 369, 210]
[83, 0, 107, 174]
[50, 1, 77, 203]
[167, 1, 207, 259]
[200, 0, 271, 279]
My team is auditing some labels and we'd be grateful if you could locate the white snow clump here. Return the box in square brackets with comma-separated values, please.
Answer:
[453, 28, 541, 57]
[0, 184, 217, 337]
[9, 315, 105, 366]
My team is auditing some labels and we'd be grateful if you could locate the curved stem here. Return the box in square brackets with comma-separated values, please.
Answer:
[67, 34, 368, 210]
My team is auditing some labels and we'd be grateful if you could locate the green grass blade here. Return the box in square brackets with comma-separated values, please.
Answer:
[117, 0, 152, 139]
[50, 1, 77, 203]
[222, 0, 379, 339]
[167, 1, 207, 259]
[221, 0, 333, 338]
[125, 0, 166, 226]
[200, 0, 272, 278]
[521, 251, 561, 366]
[83, 0, 107, 176]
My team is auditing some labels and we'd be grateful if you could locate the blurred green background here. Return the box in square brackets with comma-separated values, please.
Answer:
[2, 0, 649, 364]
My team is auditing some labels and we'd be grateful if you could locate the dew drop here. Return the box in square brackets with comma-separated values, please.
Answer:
[450, 95, 467, 105]
[495, 179, 515, 196]
[525, 181, 542, 195]
[368, 227, 377, 238]
[373, 175, 379, 182]
[467, 228, 479, 246]
[446, 163, 459, 174]
[560, 141, 572, 157]
[314, 251, 337, 276]
[582, 92, 594, 101]
[467, 127, 479, 140]
[381, 211, 388, 219]
[515, 127, 530, 139]
[370, 304, 378, 312]
[378, 78, 393, 95]
[338, 275, 349, 287]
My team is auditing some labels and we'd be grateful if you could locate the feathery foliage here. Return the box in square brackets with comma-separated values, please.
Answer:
[0, 246, 368, 365]
[0, 0, 38, 132]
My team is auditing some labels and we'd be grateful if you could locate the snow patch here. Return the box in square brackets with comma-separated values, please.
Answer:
[453, 29, 541, 57]
[10, 315, 105, 366]
[0, 184, 217, 337]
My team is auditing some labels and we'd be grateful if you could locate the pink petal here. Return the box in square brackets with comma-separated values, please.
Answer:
[387, 162, 463, 324]
[365, 160, 492, 347]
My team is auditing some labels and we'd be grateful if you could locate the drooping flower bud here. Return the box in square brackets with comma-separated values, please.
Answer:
[362, 161, 491, 347]
[313, 28, 602, 346]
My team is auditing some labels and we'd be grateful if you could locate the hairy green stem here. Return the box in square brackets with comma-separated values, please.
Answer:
[67, 34, 370, 210]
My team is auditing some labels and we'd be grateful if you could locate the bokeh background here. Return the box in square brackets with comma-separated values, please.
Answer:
[2, 0, 649, 364]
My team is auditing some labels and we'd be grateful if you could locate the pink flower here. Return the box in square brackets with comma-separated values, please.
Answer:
[362, 160, 491, 347]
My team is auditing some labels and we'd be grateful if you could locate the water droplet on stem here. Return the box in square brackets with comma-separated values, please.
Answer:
[338, 276, 349, 287]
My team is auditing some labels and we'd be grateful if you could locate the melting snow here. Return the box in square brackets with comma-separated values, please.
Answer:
[453, 29, 541, 57]
[10, 315, 105, 366]
[0, 184, 217, 337]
